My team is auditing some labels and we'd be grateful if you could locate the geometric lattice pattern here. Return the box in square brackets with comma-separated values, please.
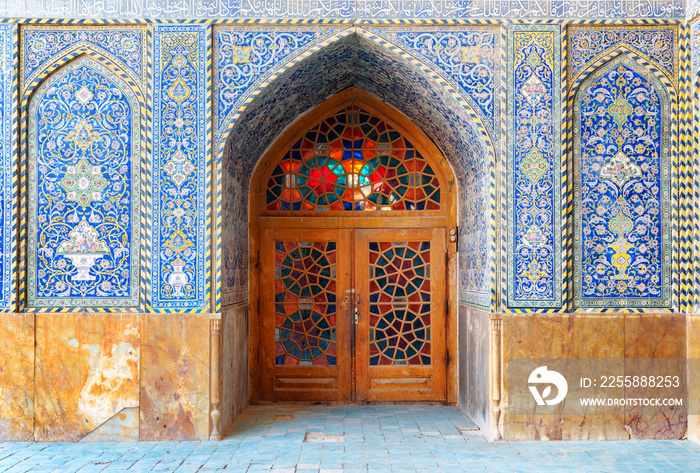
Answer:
[369, 241, 431, 366]
[266, 105, 440, 212]
[573, 57, 671, 308]
[275, 241, 337, 366]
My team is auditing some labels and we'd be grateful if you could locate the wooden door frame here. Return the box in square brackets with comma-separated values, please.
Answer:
[248, 87, 459, 404]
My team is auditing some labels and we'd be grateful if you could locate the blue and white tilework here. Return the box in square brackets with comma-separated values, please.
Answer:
[215, 26, 348, 308]
[214, 26, 344, 150]
[21, 27, 146, 92]
[367, 26, 500, 140]
[152, 25, 207, 310]
[568, 25, 678, 84]
[693, 22, 700, 83]
[690, 0, 700, 17]
[0, 0, 687, 18]
[507, 26, 562, 308]
[460, 169, 491, 308]
[27, 57, 142, 308]
[0, 25, 12, 310]
[573, 55, 672, 308]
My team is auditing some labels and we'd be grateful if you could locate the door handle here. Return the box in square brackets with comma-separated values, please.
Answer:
[354, 294, 360, 324]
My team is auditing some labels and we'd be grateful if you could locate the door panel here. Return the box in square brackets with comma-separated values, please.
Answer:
[259, 228, 353, 401]
[355, 228, 447, 401]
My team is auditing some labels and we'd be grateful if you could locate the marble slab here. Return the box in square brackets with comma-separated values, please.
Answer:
[624, 314, 686, 439]
[0, 314, 35, 441]
[688, 315, 700, 444]
[500, 313, 688, 440]
[221, 304, 249, 437]
[458, 304, 490, 433]
[140, 314, 210, 441]
[80, 407, 139, 442]
[34, 313, 140, 441]
[561, 314, 627, 440]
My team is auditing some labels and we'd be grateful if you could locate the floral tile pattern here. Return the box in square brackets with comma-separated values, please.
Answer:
[214, 26, 345, 149]
[568, 25, 678, 85]
[0, 25, 11, 310]
[17, 20, 685, 314]
[27, 57, 142, 308]
[21, 27, 146, 92]
[151, 25, 207, 310]
[367, 26, 500, 140]
[573, 55, 672, 308]
[218, 31, 492, 309]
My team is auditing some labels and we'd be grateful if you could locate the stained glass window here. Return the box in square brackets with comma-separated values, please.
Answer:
[369, 241, 431, 366]
[266, 105, 441, 212]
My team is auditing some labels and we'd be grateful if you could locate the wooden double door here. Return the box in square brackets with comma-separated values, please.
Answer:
[258, 227, 446, 402]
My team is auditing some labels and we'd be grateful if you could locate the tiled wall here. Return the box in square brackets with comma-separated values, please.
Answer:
[10, 20, 691, 316]
[0, 0, 687, 19]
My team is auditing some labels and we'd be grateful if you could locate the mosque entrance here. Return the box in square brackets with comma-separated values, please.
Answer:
[250, 89, 456, 403]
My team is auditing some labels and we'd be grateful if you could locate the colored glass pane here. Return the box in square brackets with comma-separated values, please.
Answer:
[368, 241, 431, 366]
[266, 105, 441, 211]
[274, 241, 337, 366]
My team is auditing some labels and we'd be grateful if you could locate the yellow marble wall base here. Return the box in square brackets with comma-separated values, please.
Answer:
[0, 314, 35, 441]
[34, 313, 140, 441]
[140, 313, 211, 441]
[0, 310, 694, 442]
[501, 313, 687, 441]
[0, 313, 212, 442]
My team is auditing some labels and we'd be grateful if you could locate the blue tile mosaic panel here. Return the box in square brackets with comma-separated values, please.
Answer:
[460, 174, 491, 308]
[507, 26, 562, 308]
[27, 58, 142, 308]
[214, 26, 344, 148]
[0, 25, 12, 310]
[21, 27, 146, 92]
[573, 56, 671, 308]
[568, 26, 678, 84]
[366, 26, 499, 139]
[215, 26, 345, 308]
[152, 25, 207, 310]
[0, 0, 687, 18]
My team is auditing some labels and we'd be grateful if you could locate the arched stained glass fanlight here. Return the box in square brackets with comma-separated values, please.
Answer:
[266, 105, 441, 212]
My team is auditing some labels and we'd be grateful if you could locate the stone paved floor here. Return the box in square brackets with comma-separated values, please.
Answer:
[1, 405, 700, 472]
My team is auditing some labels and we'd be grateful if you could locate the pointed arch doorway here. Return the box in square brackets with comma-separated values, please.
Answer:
[250, 88, 457, 403]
